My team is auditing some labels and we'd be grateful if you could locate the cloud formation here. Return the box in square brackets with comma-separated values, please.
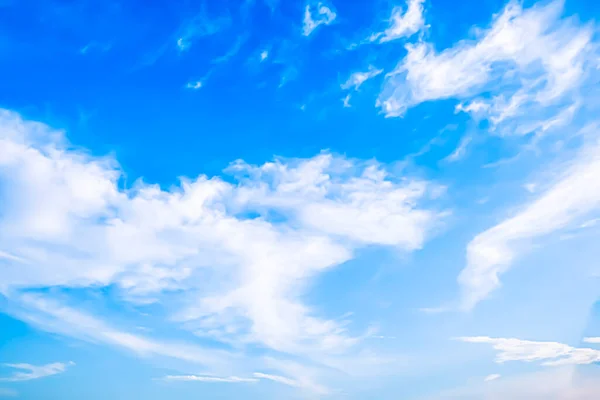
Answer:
[0, 362, 74, 382]
[458, 336, 600, 366]
[484, 374, 501, 382]
[186, 81, 202, 90]
[458, 136, 600, 309]
[341, 67, 383, 91]
[0, 109, 442, 391]
[370, 0, 426, 43]
[303, 2, 337, 36]
[378, 0, 593, 119]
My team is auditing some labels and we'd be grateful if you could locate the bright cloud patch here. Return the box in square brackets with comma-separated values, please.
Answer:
[458, 137, 600, 309]
[3, 0, 600, 398]
[186, 81, 203, 90]
[484, 374, 501, 382]
[458, 337, 600, 366]
[302, 2, 337, 36]
[371, 0, 426, 43]
[341, 66, 383, 91]
[378, 0, 594, 120]
[0, 109, 442, 391]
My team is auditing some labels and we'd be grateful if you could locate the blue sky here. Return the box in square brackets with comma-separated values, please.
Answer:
[1, 0, 600, 398]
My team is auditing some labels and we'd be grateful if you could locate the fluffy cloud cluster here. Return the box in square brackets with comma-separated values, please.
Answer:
[368, 0, 600, 309]
[0, 109, 442, 390]
[378, 0, 594, 128]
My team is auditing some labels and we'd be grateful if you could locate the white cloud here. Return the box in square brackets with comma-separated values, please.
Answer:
[227, 155, 443, 250]
[260, 50, 269, 61]
[256, 357, 335, 395]
[0, 362, 74, 382]
[457, 336, 600, 366]
[370, 0, 426, 43]
[378, 0, 594, 118]
[176, 38, 187, 51]
[302, 2, 336, 37]
[185, 81, 202, 90]
[484, 374, 501, 382]
[10, 294, 233, 370]
[458, 136, 600, 309]
[454, 100, 490, 116]
[0, 109, 441, 390]
[253, 369, 330, 395]
[443, 136, 472, 163]
[579, 218, 600, 229]
[342, 94, 351, 108]
[0, 250, 26, 263]
[341, 67, 383, 91]
[164, 375, 258, 383]
[253, 372, 300, 388]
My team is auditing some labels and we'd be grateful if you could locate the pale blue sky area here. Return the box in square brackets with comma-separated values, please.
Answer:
[1, 0, 600, 399]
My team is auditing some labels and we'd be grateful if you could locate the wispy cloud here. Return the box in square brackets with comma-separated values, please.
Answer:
[9, 294, 234, 370]
[185, 70, 213, 91]
[164, 375, 258, 383]
[457, 336, 600, 366]
[255, 358, 333, 395]
[341, 66, 383, 91]
[443, 135, 472, 163]
[185, 81, 203, 90]
[0, 362, 74, 382]
[370, 0, 426, 43]
[176, 7, 231, 52]
[0, 108, 443, 391]
[211, 35, 248, 64]
[0, 250, 27, 263]
[79, 41, 111, 55]
[278, 65, 298, 87]
[458, 137, 600, 309]
[378, 0, 593, 118]
[302, 2, 337, 36]
[579, 218, 600, 229]
[484, 373, 501, 382]
[455, 100, 490, 116]
[342, 94, 351, 108]
[253, 372, 300, 387]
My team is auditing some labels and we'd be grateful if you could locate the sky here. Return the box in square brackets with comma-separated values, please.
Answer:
[1, 0, 600, 398]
